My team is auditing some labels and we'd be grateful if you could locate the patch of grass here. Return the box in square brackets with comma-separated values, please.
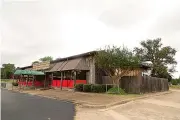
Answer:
[170, 85, 180, 89]
[123, 94, 143, 98]
[1, 79, 14, 83]
[107, 87, 126, 95]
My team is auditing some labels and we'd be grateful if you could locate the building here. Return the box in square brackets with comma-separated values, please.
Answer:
[19, 51, 151, 88]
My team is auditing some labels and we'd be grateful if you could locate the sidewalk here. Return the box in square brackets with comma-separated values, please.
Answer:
[9, 88, 171, 109]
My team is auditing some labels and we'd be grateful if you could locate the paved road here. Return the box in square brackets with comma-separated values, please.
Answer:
[76, 89, 180, 120]
[1, 89, 75, 120]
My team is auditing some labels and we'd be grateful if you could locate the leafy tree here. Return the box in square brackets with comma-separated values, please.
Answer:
[134, 38, 177, 78]
[1, 63, 16, 79]
[32, 61, 39, 64]
[39, 56, 53, 62]
[95, 45, 140, 84]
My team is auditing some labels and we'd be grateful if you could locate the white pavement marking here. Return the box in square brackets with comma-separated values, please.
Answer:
[142, 99, 180, 109]
[106, 110, 130, 120]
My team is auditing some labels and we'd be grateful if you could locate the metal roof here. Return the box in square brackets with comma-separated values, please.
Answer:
[51, 51, 97, 63]
[19, 51, 97, 69]
[48, 58, 90, 72]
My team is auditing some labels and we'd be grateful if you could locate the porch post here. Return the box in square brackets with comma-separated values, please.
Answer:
[26, 75, 29, 87]
[12, 74, 14, 90]
[19, 75, 22, 90]
[44, 73, 46, 89]
[47, 73, 49, 88]
[23, 75, 24, 89]
[63, 72, 66, 88]
[32, 75, 35, 89]
[51, 72, 53, 88]
[60, 72, 63, 90]
[74, 71, 76, 89]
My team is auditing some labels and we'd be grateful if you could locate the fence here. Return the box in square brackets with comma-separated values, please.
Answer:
[121, 76, 141, 94]
[140, 75, 169, 93]
[121, 75, 169, 94]
[102, 75, 169, 94]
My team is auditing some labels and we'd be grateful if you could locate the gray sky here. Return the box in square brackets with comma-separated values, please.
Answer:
[1, 0, 180, 78]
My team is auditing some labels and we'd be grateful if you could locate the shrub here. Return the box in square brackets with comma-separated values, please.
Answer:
[12, 82, 18, 86]
[107, 87, 126, 94]
[75, 84, 83, 92]
[107, 85, 114, 91]
[91, 84, 106, 93]
[171, 80, 178, 85]
[101, 84, 113, 92]
[177, 79, 180, 84]
[83, 84, 92, 92]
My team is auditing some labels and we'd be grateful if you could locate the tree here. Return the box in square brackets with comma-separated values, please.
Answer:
[1, 63, 16, 79]
[134, 38, 177, 78]
[32, 61, 39, 64]
[95, 45, 140, 85]
[39, 56, 53, 62]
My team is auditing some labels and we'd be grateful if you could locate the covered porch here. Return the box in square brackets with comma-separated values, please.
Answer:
[46, 58, 90, 88]
[14, 70, 45, 88]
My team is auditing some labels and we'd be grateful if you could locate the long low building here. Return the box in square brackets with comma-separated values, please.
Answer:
[18, 51, 151, 88]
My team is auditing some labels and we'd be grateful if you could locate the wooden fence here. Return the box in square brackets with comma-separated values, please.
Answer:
[140, 75, 169, 93]
[121, 75, 169, 94]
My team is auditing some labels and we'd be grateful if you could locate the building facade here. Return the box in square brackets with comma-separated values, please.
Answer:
[19, 51, 150, 88]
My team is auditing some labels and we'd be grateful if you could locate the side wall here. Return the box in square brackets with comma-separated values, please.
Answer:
[85, 56, 96, 84]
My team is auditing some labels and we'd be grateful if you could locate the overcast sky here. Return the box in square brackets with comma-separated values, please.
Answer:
[1, 0, 180, 78]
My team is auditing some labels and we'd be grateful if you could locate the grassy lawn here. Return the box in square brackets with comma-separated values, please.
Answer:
[170, 85, 180, 89]
[1, 79, 14, 83]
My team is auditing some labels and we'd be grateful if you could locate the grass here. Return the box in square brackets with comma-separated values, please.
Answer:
[170, 85, 180, 89]
[106, 92, 143, 99]
[1, 79, 14, 83]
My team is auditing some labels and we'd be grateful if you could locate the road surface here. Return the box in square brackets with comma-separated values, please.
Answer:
[1, 89, 75, 120]
[76, 89, 180, 120]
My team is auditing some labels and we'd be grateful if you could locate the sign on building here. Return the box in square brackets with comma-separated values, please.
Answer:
[32, 61, 50, 70]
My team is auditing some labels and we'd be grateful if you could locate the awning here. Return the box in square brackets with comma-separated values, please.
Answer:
[49, 61, 67, 72]
[49, 58, 90, 72]
[14, 70, 44, 75]
[14, 70, 23, 75]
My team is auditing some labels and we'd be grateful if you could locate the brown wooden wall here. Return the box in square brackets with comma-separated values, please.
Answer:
[101, 75, 169, 94]
[121, 76, 141, 94]
[121, 75, 169, 94]
[140, 75, 169, 93]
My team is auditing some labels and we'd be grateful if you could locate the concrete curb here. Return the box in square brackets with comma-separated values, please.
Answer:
[78, 91, 172, 109]
[7, 89, 172, 109]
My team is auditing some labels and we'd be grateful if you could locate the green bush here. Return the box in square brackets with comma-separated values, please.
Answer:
[177, 79, 180, 84]
[107, 87, 126, 94]
[171, 80, 178, 85]
[101, 84, 114, 92]
[83, 84, 92, 92]
[91, 84, 106, 93]
[106, 85, 114, 91]
[75, 84, 83, 92]
[12, 82, 18, 86]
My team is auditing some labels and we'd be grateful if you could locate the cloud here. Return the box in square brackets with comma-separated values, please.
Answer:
[98, 1, 155, 28]
[1, 0, 180, 78]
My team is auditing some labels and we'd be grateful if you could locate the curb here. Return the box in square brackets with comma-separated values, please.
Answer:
[7, 89, 172, 109]
[72, 91, 172, 109]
